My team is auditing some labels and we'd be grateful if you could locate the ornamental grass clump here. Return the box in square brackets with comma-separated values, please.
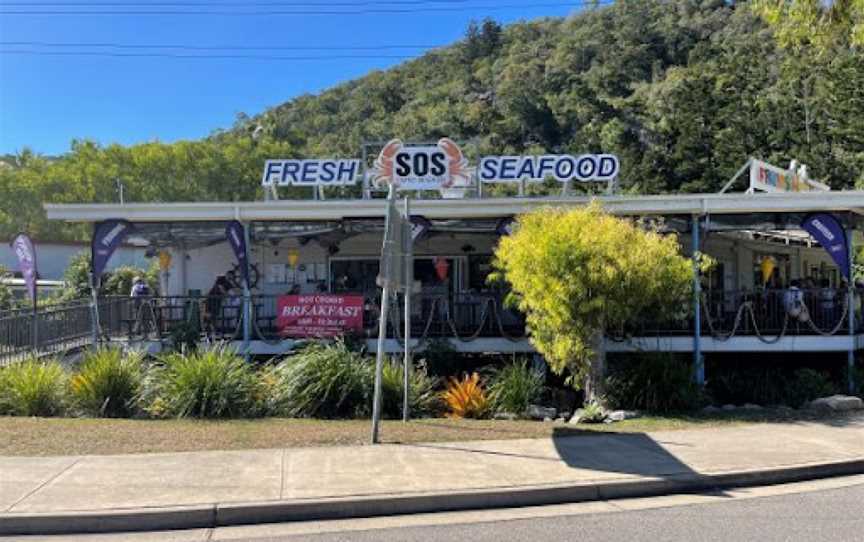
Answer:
[0, 358, 68, 417]
[381, 358, 441, 419]
[142, 346, 258, 418]
[70, 348, 142, 417]
[442, 372, 489, 419]
[266, 340, 373, 419]
[487, 360, 544, 417]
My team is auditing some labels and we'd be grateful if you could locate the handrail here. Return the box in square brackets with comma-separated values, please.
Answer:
[2, 288, 861, 364]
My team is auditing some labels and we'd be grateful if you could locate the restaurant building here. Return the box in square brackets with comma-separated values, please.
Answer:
[43, 140, 862, 388]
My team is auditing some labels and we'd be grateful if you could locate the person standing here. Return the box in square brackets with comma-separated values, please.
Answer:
[784, 279, 808, 323]
[129, 276, 151, 335]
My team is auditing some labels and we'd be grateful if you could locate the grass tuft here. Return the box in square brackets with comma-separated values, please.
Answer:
[71, 348, 142, 417]
[141, 345, 258, 418]
[0, 358, 68, 417]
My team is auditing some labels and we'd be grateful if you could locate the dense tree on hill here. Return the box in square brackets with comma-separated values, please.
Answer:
[1, 0, 862, 241]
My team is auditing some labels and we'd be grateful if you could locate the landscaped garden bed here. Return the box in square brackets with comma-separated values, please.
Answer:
[1, 336, 859, 457]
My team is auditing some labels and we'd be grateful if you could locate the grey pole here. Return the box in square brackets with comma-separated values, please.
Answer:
[90, 273, 101, 347]
[361, 143, 369, 200]
[847, 226, 856, 394]
[403, 197, 412, 422]
[692, 215, 704, 387]
[242, 222, 253, 361]
[372, 184, 396, 443]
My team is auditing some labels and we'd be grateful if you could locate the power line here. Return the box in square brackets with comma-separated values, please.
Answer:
[0, 0, 474, 5]
[0, 1, 609, 16]
[0, 40, 444, 51]
[0, 49, 422, 61]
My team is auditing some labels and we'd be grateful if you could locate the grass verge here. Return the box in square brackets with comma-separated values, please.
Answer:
[0, 409, 858, 456]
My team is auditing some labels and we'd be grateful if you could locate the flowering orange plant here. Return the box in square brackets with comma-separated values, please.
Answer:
[441, 372, 489, 419]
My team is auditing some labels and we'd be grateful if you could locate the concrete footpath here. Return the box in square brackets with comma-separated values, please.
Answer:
[1, 416, 863, 535]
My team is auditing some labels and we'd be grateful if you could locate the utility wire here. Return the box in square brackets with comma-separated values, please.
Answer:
[0, 49, 421, 60]
[1, 0, 477, 5]
[0, 1, 609, 16]
[0, 40, 444, 51]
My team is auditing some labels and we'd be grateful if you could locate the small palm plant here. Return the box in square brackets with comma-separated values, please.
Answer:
[441, 372, 489, 419]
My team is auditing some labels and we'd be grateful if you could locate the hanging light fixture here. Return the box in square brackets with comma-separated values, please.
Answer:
[287, 248, 299, 268]
[760, 256, 776, 284]
[434, 257, 450, 282]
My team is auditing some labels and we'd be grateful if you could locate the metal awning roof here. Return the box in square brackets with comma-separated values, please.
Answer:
[44, 191, 864, 223]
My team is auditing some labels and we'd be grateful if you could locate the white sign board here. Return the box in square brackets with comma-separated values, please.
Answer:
[749, 159, 829, 193]
[262, 159, 361, 186]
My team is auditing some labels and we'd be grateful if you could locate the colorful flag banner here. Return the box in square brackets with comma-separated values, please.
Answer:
[801, 213, 850, 280]
[226, 220, 250, 287]
[10, 233, 38, 304]
[91, 219, 133, 286]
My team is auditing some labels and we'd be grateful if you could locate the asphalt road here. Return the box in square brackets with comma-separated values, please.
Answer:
[8, 476, 864, 541]
[240, 480, 864, 542]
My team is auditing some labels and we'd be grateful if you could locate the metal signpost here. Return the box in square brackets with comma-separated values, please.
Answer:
[371, 184, 402, 443]
[402, 197, 413, 423]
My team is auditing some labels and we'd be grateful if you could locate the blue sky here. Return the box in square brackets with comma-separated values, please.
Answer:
[0, 1, 579, 155]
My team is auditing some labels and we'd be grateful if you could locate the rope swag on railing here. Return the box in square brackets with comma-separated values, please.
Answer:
[700, 295, 849, 344]
[386, 295, 526, 346]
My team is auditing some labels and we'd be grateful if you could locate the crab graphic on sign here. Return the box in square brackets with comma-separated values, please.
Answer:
[369, 138, 472, 191]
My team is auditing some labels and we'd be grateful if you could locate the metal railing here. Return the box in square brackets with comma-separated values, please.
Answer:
[2, 288, 860, 364]
[0, 297, 132, 366]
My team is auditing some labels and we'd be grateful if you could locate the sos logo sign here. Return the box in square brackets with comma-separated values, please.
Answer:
[370, 138, 472, 191]
[394, 147, 448, 187]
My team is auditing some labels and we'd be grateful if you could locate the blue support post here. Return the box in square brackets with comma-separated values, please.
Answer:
[242, 222, 253, 361]
[692, 215, 704, 387]
[848, 227, 856, 394]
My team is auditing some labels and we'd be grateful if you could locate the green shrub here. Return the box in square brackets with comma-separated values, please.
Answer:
[71, 348, 142, 417]
[709, 366, 789, 406]
[708, 366, 836, 407]
[787, 369, 836, 407]
[0, 358, 68, 416]
[605, 353, 701, 413]
[381, 358, 441, 419]
[266, 340, 373, 419]
[578, 401, 606, 423]
[141, 346, 258, 418]
[419, 338, 459, 377]
[487, 360, 544, 416]
[168, 320, 201, 353]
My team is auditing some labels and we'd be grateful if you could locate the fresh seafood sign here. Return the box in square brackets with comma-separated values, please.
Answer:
[276, 294, 364, 337]
[368, 137, 473, 191]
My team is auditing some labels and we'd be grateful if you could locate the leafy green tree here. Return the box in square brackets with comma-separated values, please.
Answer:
[58, 251, 158, 300]
[491, 203, 693, 400]
[753, 0, 864, 51]
[2, 0, 863, 240]
[0, 265, 17, 311]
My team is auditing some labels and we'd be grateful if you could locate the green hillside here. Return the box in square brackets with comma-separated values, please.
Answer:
[2, 0, 862, 241]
